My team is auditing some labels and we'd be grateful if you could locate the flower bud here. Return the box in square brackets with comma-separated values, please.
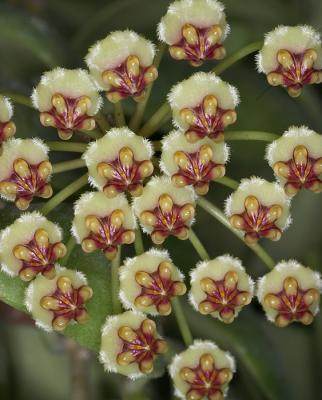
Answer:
[266, 126, 322, 196]
[119, 248, 186, 316]
[0, 95, 16, 149]
[189, 255, 254, 323]
[83, 127, 154, 197]
[158, 0, 229, 66]
[72, 191, 136, 260]
[225, 177, 291, 245]
[86, 31, 157, 102]
[256, 25, 322, 97]
[160, 130, 229, 195]
[32, 68, 102, 140]
[257, 260, 321, 327]
[168, 72, 239, 142]
[0, 212, 65, 281]
[100, 310, 168, 378]
[0, 138, 52, 210]
[133, 176, 196, 244]
[25, 266, 93, 332]
[169, 340, 235, 400]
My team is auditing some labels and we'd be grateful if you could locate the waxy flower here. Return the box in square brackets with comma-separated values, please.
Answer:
[86, 30, 158, 103]
[72, 191, 136, 260]
[0, 95, 16, 149]
[257, 260, 321, 327]
[169, 340, 235, 400]
[32, 68, 102, 140]
[158, 0, 229, 66]
[266, 126, 322, 196]
[83, 127, 154, 197]
[225, 177, 291, 245]
[0, 212, 66, 281]
[25, 266, 93, 332]
[256, 25, 322, 97]
[168, 72, 239, 143]
[189, 255, 254, 323]
[119, 248, 186, 316]
[100, 311, 168, 378]
[0, 138, 52, 210]
[133, 176, 196, 244]
[160, 130, 229, 195]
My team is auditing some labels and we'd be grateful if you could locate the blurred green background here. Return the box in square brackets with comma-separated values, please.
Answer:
[0, 0, 322, 399]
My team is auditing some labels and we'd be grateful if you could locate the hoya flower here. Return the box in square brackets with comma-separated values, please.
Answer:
[32, 68, 102, 140]
[256, 25, 322, 97]
[83, 127, 154, 197]
[225, 177, 291, 245]
[0, 212, 66, 281]
[25, 266, 93, 332]
[0, 138, 52, 210]
[169, 340, 235, 400]
[160, 130, 229, 195]
[100, 310, 168, 378]
[257, 260, 321, 327]
[86, 30, 158, 103]
[119, 248, 186, 316]
[133, 176, 196, 244]
[189, 255, 254, 323]
[72, 191, 136, 260]
[168, 72, 239, 143]
[266, 126, 322, 196]
[0, 95, 16, 149]
[158, 0, 229, 66]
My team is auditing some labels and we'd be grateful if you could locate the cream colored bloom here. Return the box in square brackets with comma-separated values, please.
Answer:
[0, 95, 15, 146]
[257, 260, 321, 327]
[189, 255, 254, 323]
[169, 340, 235, 400]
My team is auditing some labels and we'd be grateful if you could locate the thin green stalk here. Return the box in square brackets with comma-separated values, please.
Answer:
[95, 111, 111, 133]
[129, 42, 167, 131]
[2, 92, 32, 108]
[212, 41, 262, 75]
[114, 102, 126, 127]
[138, 102, 171, 137]
[111, 247, 123, 314]
[40, 174, 88, 216]
[52, 159, 86, 174]
[138, 41, 262, 138]
[79, 129, 103, 139]
[47, 141, 88, 153]
[61, 236, 77, 266]
[134, 228, 144, 256]
[197, 197, 275, 270]
[171, 298, 193, 347]
[225, 131, 279, 142]
[189, 229, 210, 260]
[216, 176, 239, 190]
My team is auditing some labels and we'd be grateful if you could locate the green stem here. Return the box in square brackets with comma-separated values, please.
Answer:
[216, 176, 239, 190]
[134, 228, 144, 256]
[225, 130, 279, 142]
[114, 102, 126, 127]
[95, 111, 111, 133]
[52, 159, 86, 174]
[212, 41, 262, 75]
[2, 92, 32, 108]
[61, 236, 77, 266]
[111, 247, 123, 314]
[47, 141, 88, 153]
[197, 197, 275, 270]
[171, 298, 193, 347]
[79, 129, 103, 140]
[129, 42, 166, 132]
[189, 229, 210, 260]
[40, 174, 88, 216]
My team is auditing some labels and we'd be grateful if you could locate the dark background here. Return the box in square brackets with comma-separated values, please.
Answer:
[0, 0, 321, 399]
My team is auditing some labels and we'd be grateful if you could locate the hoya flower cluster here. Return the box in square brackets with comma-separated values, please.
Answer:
[1, 0, 322, 397]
